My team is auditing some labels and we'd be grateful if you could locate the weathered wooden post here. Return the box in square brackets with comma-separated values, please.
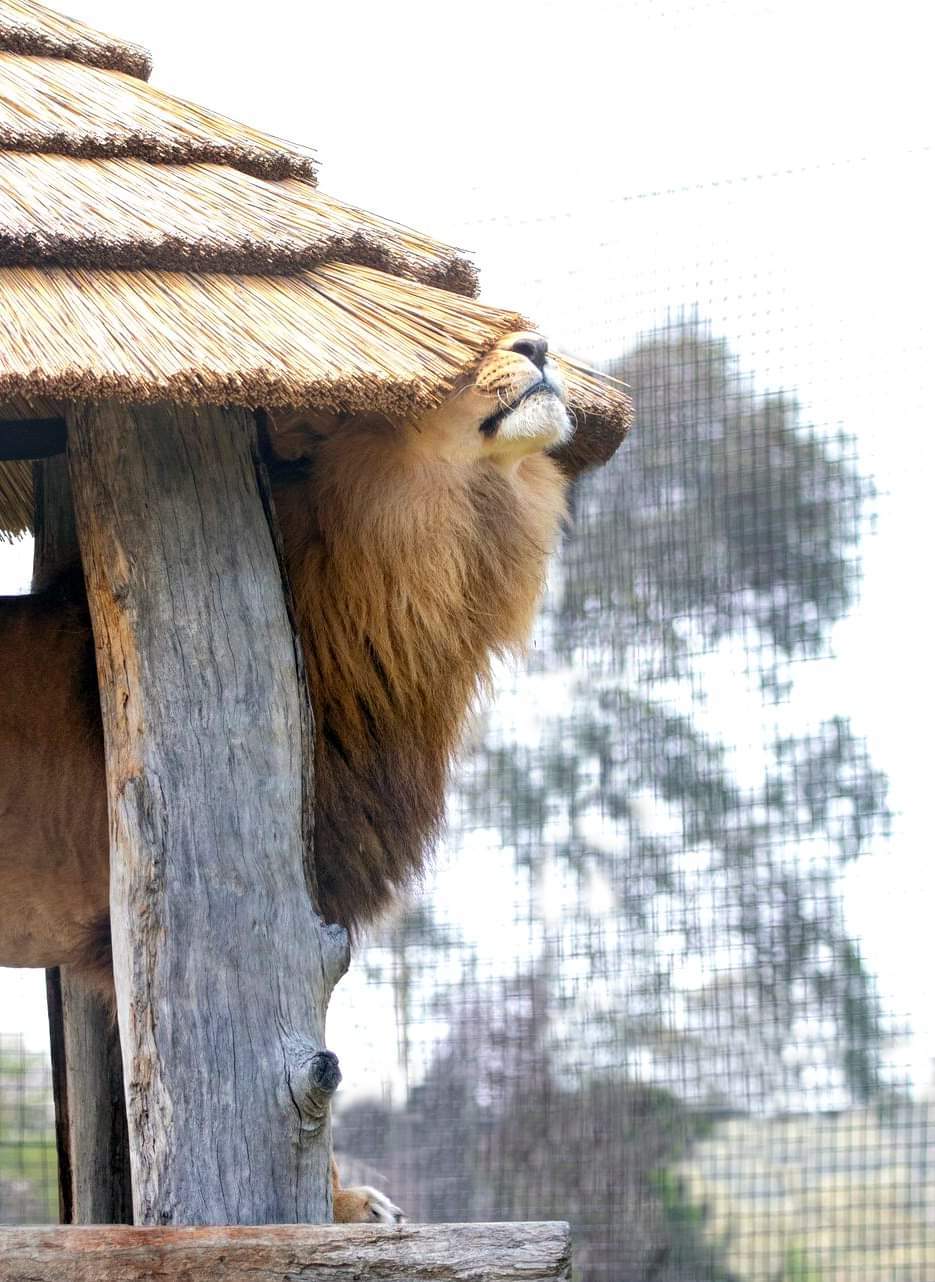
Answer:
[34, 453, 133, 1226]
[44, 963, 131, 1224]
[66, 400, 347, 1224]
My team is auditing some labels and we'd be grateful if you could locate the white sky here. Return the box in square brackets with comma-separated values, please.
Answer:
[1, 0, 933, 1099]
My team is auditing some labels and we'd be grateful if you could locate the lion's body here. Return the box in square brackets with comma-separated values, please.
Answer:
[0, 336, 569, 982]
[0, 577, 108, 971]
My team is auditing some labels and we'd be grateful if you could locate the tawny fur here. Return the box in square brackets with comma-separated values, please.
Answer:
[276, 416, 566, 931]
[331, 1158, 404, 1224]
[0, 333, 570, 984]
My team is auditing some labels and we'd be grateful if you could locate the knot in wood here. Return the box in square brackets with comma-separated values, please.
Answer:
[286, 1042, 341, 1134]
[320, 922, 351, 995]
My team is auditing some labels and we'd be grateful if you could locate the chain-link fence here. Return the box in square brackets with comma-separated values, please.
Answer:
[2, 149, 933, 1281]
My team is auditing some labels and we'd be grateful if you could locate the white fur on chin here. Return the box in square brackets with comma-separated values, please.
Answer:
[498, 392, 572, 449]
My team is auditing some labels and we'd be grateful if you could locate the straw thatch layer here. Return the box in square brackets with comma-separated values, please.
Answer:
[298, 188, 478, 297]
[0, 325, 633, 546]
[0, 155, 477, 293]
[0, 458, 30, 537]
[0, 0, 150, 80]
[549, 357, 633, 476]
[0, 262, 529, 415]
[0, 392, 62, 538]
[0, 53, 315, 179]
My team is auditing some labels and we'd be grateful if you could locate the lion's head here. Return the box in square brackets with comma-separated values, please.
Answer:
[409, 330, 572, 464]
[269, 330, 571, 468]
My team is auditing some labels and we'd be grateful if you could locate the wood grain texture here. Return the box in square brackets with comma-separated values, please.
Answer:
[44, 965, 133, 1225]
[32, 453, 76, 582]
[66, 402, 348, 1226]
[35, 456, 132, 1226]
[0, 1222, 572, 1282]
[60, 970, 133, 1224]
[34, 460, 75, 1226]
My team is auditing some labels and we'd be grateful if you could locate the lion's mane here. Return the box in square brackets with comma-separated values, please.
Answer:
[274, 412, 567, 930]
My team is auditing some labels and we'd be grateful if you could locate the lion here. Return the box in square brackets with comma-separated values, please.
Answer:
[0, 331, 573, 1221]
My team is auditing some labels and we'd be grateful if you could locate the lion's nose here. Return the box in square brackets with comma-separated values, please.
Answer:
[510, 335, 549, 371]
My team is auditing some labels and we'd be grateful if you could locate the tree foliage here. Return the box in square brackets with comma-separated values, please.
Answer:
[337, 971, 735, 1282]
[460, 319, 889, 1103]
[563, 324, 872, 666]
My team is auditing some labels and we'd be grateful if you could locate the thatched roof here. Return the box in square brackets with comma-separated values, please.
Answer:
[0, 0, 632, 539]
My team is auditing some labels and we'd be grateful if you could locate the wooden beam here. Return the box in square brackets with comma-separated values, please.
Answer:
[32, 455, 76, 581]
[0, 417, 67, 460]
[66, 401, 348, 1225]
[0, 1223, 572, 1281]
[35, 455, 133, 1225]
[35, 459, 77, 1225]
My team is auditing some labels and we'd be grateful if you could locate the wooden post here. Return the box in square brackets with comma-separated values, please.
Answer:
[43, 968, 73, 1223]
[0, 1223, 573, 1281]
[34, 455, 133, 1225]
[44, 969, 133, 1224]
[32, 452, 77, 584]
[66, 401, 348, 1226]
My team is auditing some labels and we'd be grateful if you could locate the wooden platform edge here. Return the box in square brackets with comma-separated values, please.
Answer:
[1, 1221, 571, 1282]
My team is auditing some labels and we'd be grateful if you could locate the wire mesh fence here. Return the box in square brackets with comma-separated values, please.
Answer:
[326, 150, 933, 1281]
[1, 148, 933, 1281]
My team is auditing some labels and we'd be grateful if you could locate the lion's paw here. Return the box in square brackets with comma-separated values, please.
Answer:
[334, 1183, 405, 1225]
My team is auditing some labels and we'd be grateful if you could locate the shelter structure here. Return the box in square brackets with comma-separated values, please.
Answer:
[0, 1, 629, 1274]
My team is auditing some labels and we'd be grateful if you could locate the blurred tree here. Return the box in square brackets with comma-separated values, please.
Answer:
[337, 970, 736, 1282]
[350, 319, 892, 1280]
[564, 321, 871, 668]
[461, 318, 890, 1105]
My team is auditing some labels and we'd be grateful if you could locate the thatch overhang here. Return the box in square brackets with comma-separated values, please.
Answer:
[0, 0, 150, 80]
[0, 155, 478, 290]
[0, 455, 29, 532]
[0, 52, 316, 178]
[0, 263, 532, 414]
[0, 0, 633, 541]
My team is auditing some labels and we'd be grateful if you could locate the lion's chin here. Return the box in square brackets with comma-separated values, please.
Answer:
[496, 390, 572, 454]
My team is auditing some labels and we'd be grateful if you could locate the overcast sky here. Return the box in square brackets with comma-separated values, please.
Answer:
[1, 0, 932, 1095]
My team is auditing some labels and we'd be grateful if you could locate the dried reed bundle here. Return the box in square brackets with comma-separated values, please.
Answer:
[0, 391, 61, 537]
[0, 155, 477, 293]
[289, 186, 479, 295]
[0, 458, 30, 537]
[0, 391, 61, 417]
[0, 261, 530, 414]
[0, 52, 315, 179]
[552, 356, 634, 473]
[0, 0, 150, 80]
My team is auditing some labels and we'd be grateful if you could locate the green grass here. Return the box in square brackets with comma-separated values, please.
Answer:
[0, 1140, 58, 1222]
[783, 1244, 823, 1282]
